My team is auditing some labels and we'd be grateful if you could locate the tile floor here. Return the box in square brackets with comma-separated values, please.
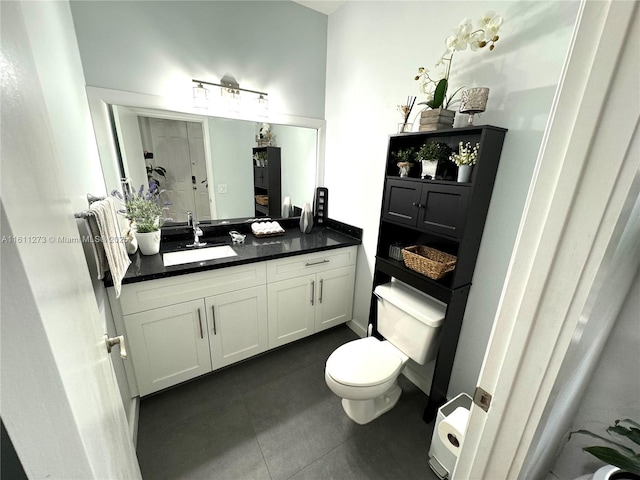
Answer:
[136, 325, 441, 480]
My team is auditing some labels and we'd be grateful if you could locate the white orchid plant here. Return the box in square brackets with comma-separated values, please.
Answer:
[415, 12, 503, 110]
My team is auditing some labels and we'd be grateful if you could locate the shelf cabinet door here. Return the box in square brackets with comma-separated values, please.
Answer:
[205, 286, 268, 370]
[253, 167, 268, 188]
[382, 178, 421, 226]
[267, 274, 316, 348]
[417, 184, 470, 239]
[124, 299, 212, 396]
[314, 266, 355, 333]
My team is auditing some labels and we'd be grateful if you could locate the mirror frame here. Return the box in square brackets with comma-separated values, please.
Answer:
[86, 86, 326, 224]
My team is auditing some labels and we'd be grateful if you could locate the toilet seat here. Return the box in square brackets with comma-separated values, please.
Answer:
[326, 337, 403, 387]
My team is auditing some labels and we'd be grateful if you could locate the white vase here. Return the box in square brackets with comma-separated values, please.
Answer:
[136, 230, 161, 255]
[457, 165, 473, 183]
[300, 202, 313, 233]
[421, 159, 438, 179]
[282, 196, 293, 218]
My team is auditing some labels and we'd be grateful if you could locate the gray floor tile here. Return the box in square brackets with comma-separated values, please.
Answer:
[243, 361, 357, 480]
[136, 325, 440, 480]
[137, 397, 269, 480]
[288, 431, 406, 480]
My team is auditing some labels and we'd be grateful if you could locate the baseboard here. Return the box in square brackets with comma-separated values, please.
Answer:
[346, 319, 367, 337]
[128, 396, 140, 448]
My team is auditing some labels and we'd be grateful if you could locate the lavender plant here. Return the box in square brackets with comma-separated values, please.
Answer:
[112, 181, 172, 233]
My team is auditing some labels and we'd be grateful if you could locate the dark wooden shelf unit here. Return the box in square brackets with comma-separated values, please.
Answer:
[370, 125, 507, 422]
[252, 146, 281, 218]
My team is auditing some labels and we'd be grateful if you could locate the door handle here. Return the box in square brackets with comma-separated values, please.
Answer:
[211, 305, 217, 335]
[311, 280, 315, 306]
[104, 334, 127, 359]
[319, 279, 324, 304]
[197, 309, 203, 339]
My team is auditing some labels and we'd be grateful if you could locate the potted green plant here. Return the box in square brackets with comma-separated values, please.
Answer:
[392, 148, 416, 177]
[417, 141, 452, 179]
[571, 419, 640, 479]
[112, 180, 171, 255]
[449, 141, 480, 183]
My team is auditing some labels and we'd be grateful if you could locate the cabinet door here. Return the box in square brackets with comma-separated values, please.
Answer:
[124, 299, 212, 396]
[267, 274, 316, 348]
[382, 178, 421, 226]
[253, 167, 268, 188]
[418, 184, 470, 239]
[315, 266, 356, 332]
[205, 286, 268, 369]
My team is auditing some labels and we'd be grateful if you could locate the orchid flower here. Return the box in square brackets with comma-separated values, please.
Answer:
[415, 12, 504, 109]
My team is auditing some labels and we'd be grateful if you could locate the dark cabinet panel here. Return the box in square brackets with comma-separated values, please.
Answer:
[253, 167, 269, 189]
[382, 179, 421, 226]
[418, 184, 469, 239]
[252, 147, 281, 217]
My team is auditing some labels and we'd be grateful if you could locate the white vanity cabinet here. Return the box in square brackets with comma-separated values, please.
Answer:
[124, 299, 212, 396]
[266, 247, 357, 348]
[108, 246, 357, 396]
[205, 286, 268, 369]
[109, 262, 267, 396]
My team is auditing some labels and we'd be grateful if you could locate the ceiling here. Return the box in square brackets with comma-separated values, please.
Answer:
[292, 0, 346, 15]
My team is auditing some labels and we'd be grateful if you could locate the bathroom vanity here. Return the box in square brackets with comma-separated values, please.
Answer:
[107, 220, 361, 397]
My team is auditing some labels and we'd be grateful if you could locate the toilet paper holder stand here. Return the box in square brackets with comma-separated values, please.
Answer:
[428, 392, 473, 480]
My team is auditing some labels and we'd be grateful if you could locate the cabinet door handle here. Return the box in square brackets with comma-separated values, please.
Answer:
[197, 308, 203, 339]
[319, 279, 324, 304]
[305, 259, 329, 267]
[211, 305, 217, 335]
[311, 280, 315, 306]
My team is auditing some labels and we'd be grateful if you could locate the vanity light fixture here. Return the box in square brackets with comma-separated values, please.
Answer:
[192, 82, 209, 109]
[191, 78, 268, 113]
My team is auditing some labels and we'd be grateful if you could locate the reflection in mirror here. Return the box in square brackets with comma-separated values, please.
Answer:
[87, 87, 324, 227]
[111, 106, 318, 225]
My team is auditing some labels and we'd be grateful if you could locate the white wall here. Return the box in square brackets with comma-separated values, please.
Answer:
[69, 0, 328, 119]
[325, 1, 581, 396]
[19, 1, 133, 420]
[208, 117, 256, 219]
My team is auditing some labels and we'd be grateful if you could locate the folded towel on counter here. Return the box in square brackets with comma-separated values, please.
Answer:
[251, 221, 285, 236]
[90, 197, 131, 297]
[85, 213, 109, 280]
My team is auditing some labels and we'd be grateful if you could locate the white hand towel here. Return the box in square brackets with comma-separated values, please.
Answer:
[90, 197, 131, 297]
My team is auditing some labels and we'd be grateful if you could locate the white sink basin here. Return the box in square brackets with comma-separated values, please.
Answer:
[163, 245, 237, 267]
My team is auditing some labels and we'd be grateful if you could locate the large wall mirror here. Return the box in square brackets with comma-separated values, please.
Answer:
[87, 86, 325, 226]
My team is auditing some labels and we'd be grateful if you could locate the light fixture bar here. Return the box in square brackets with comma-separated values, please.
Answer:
[191, 79, 267, 97]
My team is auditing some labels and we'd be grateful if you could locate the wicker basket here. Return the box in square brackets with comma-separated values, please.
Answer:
[401, 246, 457, 280]
[255, 195, 269, 206]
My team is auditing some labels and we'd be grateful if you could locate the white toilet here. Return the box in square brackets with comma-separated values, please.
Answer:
[325, 280, 446, 425]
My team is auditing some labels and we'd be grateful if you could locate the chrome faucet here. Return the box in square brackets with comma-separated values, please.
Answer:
[186, 212, 207, 248]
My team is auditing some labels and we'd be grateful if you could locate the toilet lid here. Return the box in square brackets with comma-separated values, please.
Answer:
[326, 337, 403, 387]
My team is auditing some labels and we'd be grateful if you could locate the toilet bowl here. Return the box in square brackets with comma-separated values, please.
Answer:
[325, 280, 446, 424]
[325, 336, 409, 424]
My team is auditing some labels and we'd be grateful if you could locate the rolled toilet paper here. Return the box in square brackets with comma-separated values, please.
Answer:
[437, 406, 470, 457]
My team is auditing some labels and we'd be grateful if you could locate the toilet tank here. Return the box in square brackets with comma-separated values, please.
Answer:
[374, 281, 446, 364]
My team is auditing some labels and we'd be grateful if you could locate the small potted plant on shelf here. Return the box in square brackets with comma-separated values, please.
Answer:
[112, 180, 172, 255]
[392, 148, 416, 177]
[570, 418, 640, 480]
[417, 141, 452, 179]
[449, 141, 480, 182]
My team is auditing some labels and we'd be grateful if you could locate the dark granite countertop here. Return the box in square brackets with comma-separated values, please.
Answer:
[105, 218, 362, 287]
